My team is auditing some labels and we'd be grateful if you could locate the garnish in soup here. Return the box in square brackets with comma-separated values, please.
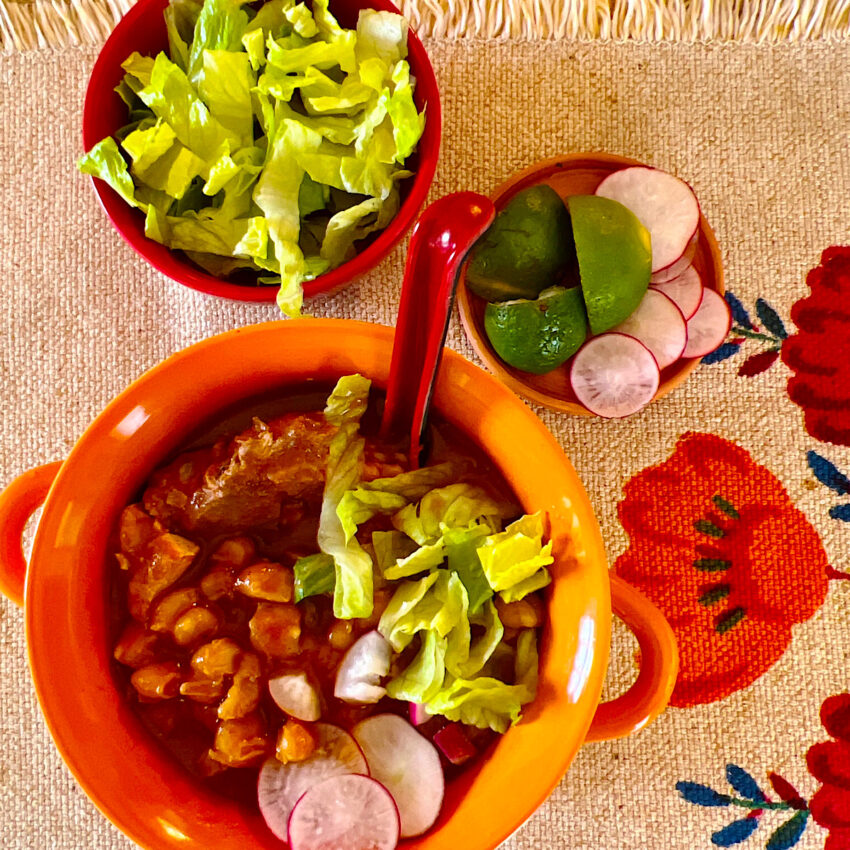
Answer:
[111, 376, 551, 847]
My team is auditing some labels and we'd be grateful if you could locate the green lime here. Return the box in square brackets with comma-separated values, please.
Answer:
[484, 286, 588, 374]
[466, 184, 574, 302]
[567, 195, 651, 334]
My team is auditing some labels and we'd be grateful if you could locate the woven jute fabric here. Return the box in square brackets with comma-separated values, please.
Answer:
[2, 0, 850, 48]
[2, 36, 850, 850]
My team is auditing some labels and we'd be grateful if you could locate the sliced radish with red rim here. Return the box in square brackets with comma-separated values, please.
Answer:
[650, 232, 698, 283]
[596, 166, 700, 274]
[287, 774, 400, 850]
[352, 713, 445, 838]
[334, 629, 391, 704]
[651, 265, 703, 320]
[682, 288, 732, 358]
[570, 333, 661, 418]
[268, 671, 321, 721]
[258, 723, 368, 840]
[612, 289, 687, 369]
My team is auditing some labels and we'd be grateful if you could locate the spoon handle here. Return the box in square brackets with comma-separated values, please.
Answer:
[381, 192, 495, 467]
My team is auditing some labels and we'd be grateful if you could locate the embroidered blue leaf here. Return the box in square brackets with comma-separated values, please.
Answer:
[765, 811, 809, 850]
[726, 764, 767, 801]
[676, 781, 731, 807]
[710, 817, 760, 847]
[755, 298, 789, 340]
[807, 450, 850, 495]
[725, 291, 754, 330]
[702, 342, 742, 364]
[828, 503, 850, 522]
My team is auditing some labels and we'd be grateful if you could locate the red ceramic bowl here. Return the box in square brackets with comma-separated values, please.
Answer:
[0, 321, 677, 849]
[82, 0, 442, 302]
[457, 153, 724, 415]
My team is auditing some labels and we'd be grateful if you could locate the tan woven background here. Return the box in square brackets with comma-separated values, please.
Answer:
[2, 36, 850, 849]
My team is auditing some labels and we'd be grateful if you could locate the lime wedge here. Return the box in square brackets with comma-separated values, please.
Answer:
[567, 195, 652, 334]
[467, 185, 574, 302]
[484, 286, 588, 374]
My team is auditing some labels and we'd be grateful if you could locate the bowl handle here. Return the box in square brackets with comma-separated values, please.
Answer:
[0, 462, 63, 607]
[584, 573, 679, 742]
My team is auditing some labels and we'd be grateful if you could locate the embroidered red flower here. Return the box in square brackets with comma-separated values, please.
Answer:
[614, 432, 830, 707]
[807, 694, 850, 850]
[782, 246, 850, 446]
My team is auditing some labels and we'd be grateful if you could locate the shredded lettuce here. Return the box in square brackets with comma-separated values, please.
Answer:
[372, 529, 417, 573]
[421, 629, 539, 734]
[293, 552, 335, 602]
[392, 483, 508, 546]
[293, 377, 547, 735]
[373, 502, 545, 731]
[514, 628, 540, 695]
[78, 0, 425, 314]
[317, 375, 375, 619]
[386, 630, 447, 703]
[424, 676, 530, 735]
[499, 567, 552, 604]
[378, 571, 466, 652]
[382, 539, 445, 580]
[442, 523, 493, 613]
[446, 598, 504, 679]
[355, 9, 408, 65]
[336, 462, 460, 543]
[79, 138, 144, 210]
[477, 512, 554, 597]
[185, 0, 249, 88]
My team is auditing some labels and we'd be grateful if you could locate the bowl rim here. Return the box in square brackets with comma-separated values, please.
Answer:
[81, 0, 442, 303]
[456, 151, 725, 415]
[24, 319, 611, 850]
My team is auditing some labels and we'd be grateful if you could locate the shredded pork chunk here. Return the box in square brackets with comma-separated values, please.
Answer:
[143, 413, 337, 533]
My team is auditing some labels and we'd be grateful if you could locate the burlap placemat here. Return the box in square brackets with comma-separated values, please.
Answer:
[2, 27, 850, 850]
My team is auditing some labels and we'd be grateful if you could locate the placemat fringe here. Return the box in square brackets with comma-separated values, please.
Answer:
[1, 0, 132, 50]
[1, 0, 848, 52]
[398, 0, 850, 40]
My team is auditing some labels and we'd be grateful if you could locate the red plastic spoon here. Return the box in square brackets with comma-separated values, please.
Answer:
[380, 192, 495, 468]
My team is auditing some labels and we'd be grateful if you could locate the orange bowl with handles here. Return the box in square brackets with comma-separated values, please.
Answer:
[457, 152, 725, 415]
[0, 319, 677, 850]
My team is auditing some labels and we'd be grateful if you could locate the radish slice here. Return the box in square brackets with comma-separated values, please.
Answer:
[352, 713, 445, 838]
[287, 774, 400, 850]
[650, 232, 698, 283]
[651, 265, 703, 320]
[269, 671, 321, 721]
[409, 702, 433, 726]
[258, 723, 368, 840]
[682, 288, 732, 358]
[570, 333, 660, 418]
[611, 289, 687, 369]
[596, 167, 700, 273]
[334, 630, 391, 704]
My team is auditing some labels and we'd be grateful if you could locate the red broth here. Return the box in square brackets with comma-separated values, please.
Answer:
[109, 385, 539, 818]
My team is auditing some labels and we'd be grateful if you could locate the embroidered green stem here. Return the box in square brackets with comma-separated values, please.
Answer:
[695, 519, 725, 538]
[731, 327, 780, 343]
[712, 495, 740, 519]
[716, 607, 746, 633]
[699, 585, 731, 606]
[724, 797, 808, 813]
[693, 558, 732, 572]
